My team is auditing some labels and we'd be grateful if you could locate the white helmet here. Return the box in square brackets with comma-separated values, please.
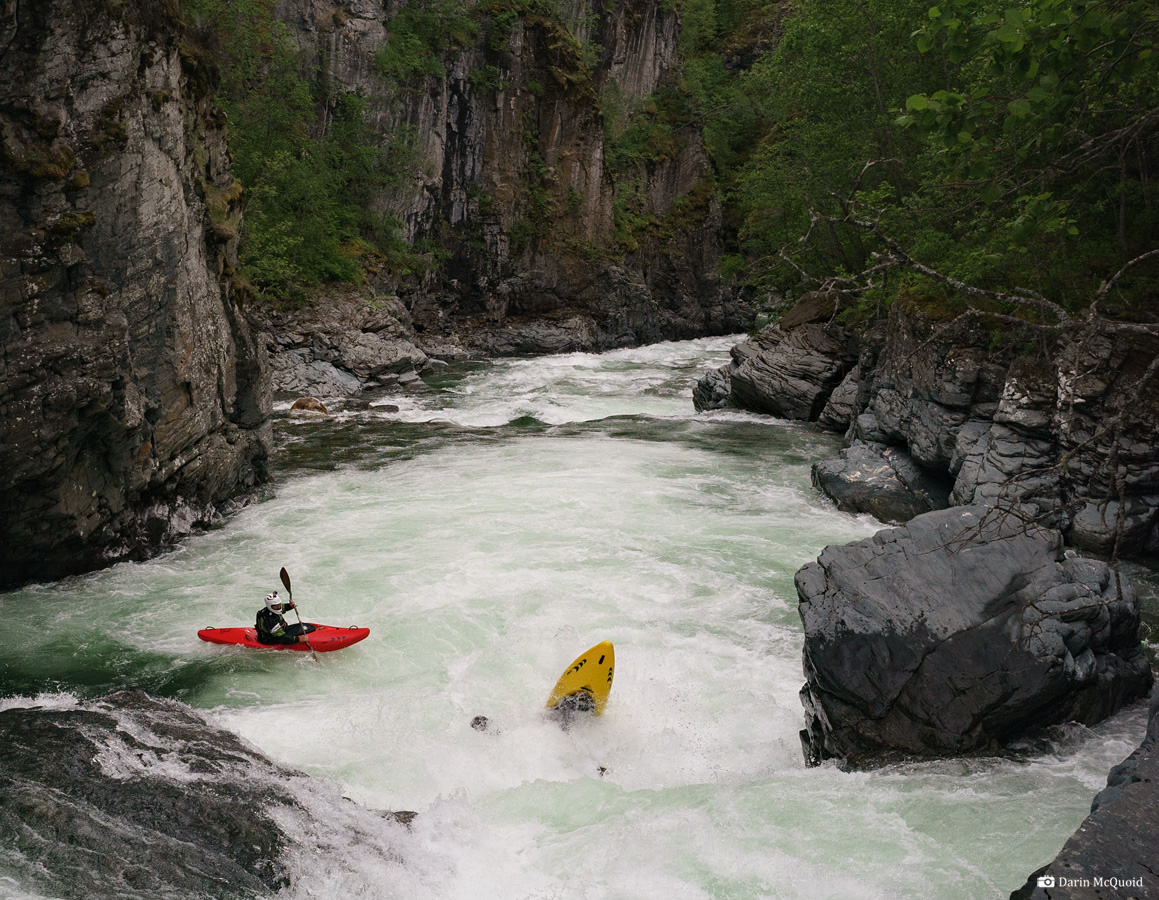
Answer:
[265, 591, 282, 610]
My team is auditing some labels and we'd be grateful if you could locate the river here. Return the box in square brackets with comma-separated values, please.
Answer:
[0, 336, 1148, 899]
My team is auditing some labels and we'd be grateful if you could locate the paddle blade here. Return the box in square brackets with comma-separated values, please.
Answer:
[279, 567, 292, 597]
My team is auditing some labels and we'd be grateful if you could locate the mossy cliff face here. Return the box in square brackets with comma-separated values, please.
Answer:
[0, 0, 271, 589]
[278, 0, 749, 354]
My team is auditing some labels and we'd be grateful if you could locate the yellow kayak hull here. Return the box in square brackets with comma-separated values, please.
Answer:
[545, 641, 615, 715]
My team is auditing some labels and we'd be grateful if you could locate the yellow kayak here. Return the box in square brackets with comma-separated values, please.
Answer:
[545, 641, 615, 716]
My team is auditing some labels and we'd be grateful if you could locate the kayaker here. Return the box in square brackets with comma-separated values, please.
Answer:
[255, 591, 313, 645]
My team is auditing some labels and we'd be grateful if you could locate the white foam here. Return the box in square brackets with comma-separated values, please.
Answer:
[1, 335, 1148, 900]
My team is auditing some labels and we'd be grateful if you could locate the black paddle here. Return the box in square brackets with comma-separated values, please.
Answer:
[279, 567, 319, 661]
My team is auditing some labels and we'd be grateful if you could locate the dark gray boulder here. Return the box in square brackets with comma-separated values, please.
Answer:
[692, 291, 856, 418]
[0, 691, 409, 900]
[692, 364, 734, 411]
[811, 441, 953, 524]
[817, 365, 860, 432]
[1009, 688, 1159, 899]
[728, 323, 857, 420]
[796, 506, 1153, 766]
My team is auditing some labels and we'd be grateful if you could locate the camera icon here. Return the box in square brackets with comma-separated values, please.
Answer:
[1037, 875, 1056, 888]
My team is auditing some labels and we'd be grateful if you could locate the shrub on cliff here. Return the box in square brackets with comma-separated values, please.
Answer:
[181, 0, 407, 301]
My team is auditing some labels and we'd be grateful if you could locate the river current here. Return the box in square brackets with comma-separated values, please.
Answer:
[0, 336, 1150, 899]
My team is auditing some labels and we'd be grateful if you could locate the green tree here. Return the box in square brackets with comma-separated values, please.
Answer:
[899, 0, 1159, 285]
[726, 0, 943, 290]
[182, 0, 406, 300]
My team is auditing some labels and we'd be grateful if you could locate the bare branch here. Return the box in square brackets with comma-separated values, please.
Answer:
[1095, 247, 1159, 304]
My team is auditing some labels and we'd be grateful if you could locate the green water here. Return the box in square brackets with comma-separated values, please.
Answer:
[0, 337, 1148, 899]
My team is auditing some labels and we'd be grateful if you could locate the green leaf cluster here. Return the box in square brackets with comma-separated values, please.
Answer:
[375, 0, 478, 82]
[721, 0, 1159, 311]
[181, 0, 416, 300]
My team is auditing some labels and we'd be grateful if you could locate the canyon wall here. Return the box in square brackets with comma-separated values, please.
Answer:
[0, 0, 271, 588]
[697, 296, 1159, 558]
[273, 0, 749, 360]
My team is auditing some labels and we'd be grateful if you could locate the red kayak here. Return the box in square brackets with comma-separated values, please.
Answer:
[198, 624, 370, 652]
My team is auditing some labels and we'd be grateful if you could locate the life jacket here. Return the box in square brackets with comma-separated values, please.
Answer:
[255, 607, 287, 643]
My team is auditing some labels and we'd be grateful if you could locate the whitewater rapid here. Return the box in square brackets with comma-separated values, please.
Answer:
[0, 336, 1149, 899]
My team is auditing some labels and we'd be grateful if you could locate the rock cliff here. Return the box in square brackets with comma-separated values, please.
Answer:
[270, 0, 749, 366]
[698, 296, 1159, 557]
[0, 0, 271, 589]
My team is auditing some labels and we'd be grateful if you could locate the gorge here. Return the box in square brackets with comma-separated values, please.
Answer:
[1, 0, 1158, 897]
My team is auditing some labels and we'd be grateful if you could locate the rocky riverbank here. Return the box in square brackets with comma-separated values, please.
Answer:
[702, 296, 1159, 894]
[697, 294, 1159, 558]
[1009, 687, 1159, 899]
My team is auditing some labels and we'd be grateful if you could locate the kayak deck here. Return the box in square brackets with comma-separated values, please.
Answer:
[198, 624, 370, 652]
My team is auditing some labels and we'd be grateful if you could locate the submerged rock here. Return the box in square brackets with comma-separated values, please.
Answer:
[0, 691, 408, 900]
[1009, 688, 1159, 899]
[796, 506, 1153, 766]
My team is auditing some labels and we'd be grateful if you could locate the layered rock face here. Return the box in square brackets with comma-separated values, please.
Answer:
[700, 297, 1159, 555]
[796, 506, 1153, 766]
[274, 0, 749, 359]
[256, 286, 432, 398]
[0, 0, 271, 588]
[693, 291, 857, 417]
[845, 309, 1159, 554]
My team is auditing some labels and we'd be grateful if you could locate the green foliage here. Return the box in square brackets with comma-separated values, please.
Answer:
[606, 90, 690, 171]
[477, 0, 600, 85]
[723, 0, 1159, 310]
[676, 0, 783, 177]
[612, 177, 659, 250]
[181, 0, 414, 300]
[375, 0, 478, 83]
[898, 0, 1159, 261]
[726, 0, 937, 288]
[468, 64, 507, 91]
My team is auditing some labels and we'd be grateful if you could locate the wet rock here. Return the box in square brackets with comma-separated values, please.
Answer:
[780, 298, 1159, 560]
[817, 366, 860, 432]
[1009, 688, 1159, 899]
[811, 442, 952, 523]
[693, 292, 856, 419]
[951, 423, 1063, 518]
[720, 324, 856, 420]
[796, 506, 1153, 767]
[0, 691, 409, 900]
[692, 365, 733, 411]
